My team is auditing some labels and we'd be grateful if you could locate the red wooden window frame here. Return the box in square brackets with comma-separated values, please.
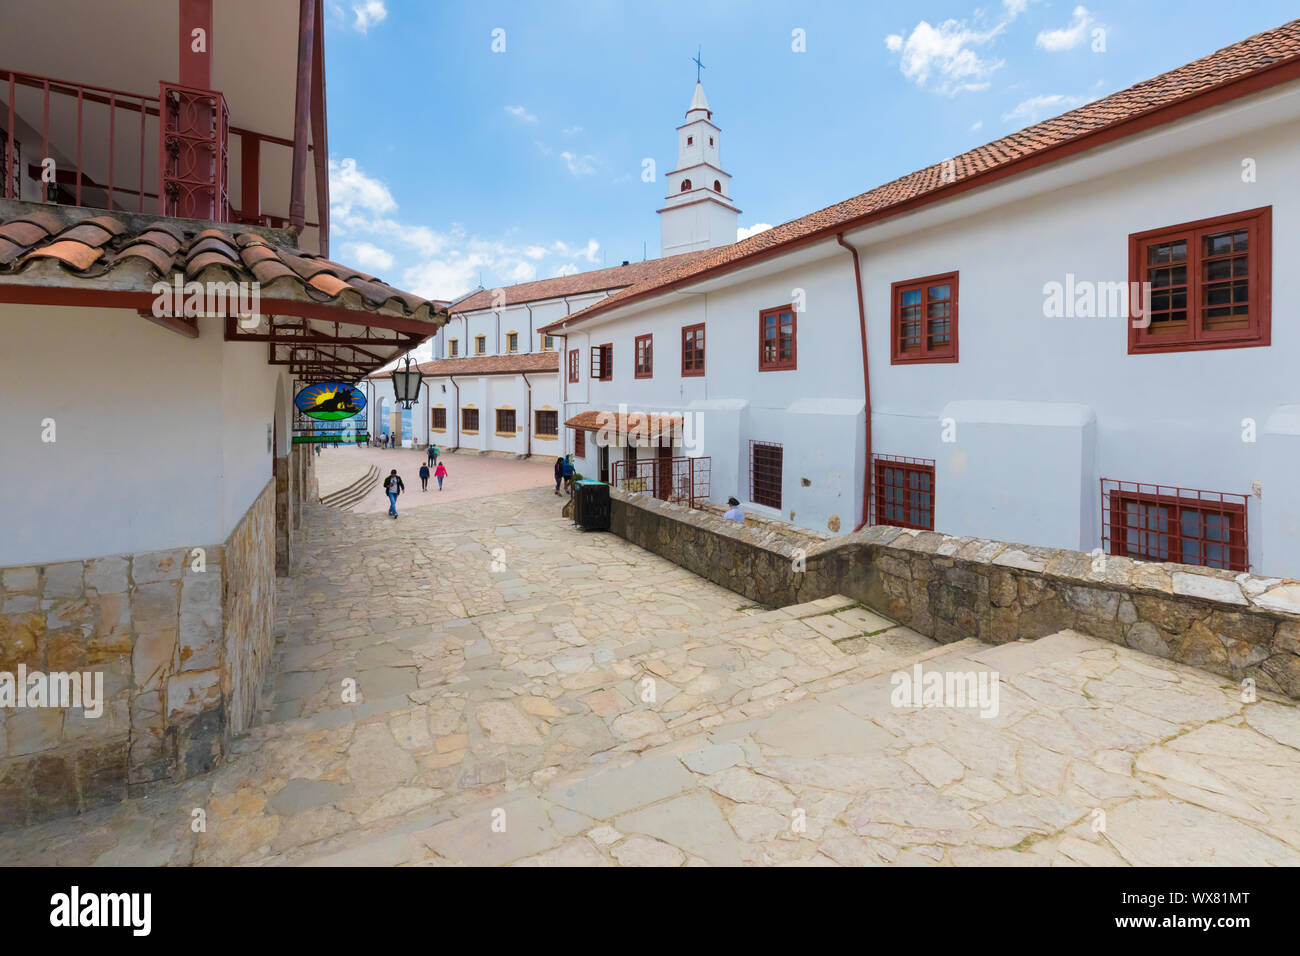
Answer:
[682, 323, 705, 376]
[568, 348, 579, 383]
[430, 407, 446, 430]
[748, 440, 783, 509]
[634, 333, 653, 378]
[1101, 479, 1248, 571]
[891, 272, 958, 364]
[535, 410, 558, 437]
[591, 343, 613, 381]
[871, 455, 936, 530]
[573, 427, 586, 458]
[495, 408, 516, 435]
[461, 408, 479, 432]
[758, 304, 796, 371]
[1128, 206, 1271, 354]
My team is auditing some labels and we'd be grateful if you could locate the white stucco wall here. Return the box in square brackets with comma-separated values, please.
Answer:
[1, 305, 280, 565]
[545, 82, 1300, 575]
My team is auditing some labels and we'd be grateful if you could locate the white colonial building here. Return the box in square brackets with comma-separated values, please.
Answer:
[540, 22, 1300, 579]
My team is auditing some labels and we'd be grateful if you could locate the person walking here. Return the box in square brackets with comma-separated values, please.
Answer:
[434, 461, 448, 491]
[554, 456, 565, 496]
[428, 443, 439, 467]
[383, 469, 404, 518]
[419, 462, 430, 491]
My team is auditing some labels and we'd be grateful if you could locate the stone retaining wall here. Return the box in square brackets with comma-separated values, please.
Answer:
[609, 489, 1300, 697]
[0, 478, 277, 829]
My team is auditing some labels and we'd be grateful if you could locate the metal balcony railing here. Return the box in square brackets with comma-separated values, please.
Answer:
[611, 455, 711, 508]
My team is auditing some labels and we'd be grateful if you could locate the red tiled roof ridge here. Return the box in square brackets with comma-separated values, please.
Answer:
[542, 17, 1300, 334]
[447, 248, 716, 315]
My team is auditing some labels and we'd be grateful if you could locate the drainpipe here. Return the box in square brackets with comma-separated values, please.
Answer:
[449, 374, 461, 452]
[521, 370, 533, 459]
[554, 332, 568, 455]
[837, 232, 873, 532]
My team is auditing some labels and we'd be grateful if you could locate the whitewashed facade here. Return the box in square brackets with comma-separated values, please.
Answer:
[545, 69, 1300, 578]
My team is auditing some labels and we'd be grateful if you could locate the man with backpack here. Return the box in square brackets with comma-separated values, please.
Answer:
[383, 469, 405, 518]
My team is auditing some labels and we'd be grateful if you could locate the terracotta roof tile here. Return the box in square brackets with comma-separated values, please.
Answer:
[369, 350, 560, 378]
[550, 18, 1300, 332]
[0, 200, 447, 331]
[23, 239, 103, 271]
[448, 249, 715, 315]
[565, 409, 682, 440]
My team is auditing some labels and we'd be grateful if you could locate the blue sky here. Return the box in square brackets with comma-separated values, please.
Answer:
[323, 0, 1298, 304]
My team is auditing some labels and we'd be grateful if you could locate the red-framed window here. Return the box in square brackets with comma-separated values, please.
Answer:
[871, 455, 936, 530]
[635, 333, 653, 378]
[891, 273, 957, 364]
[568, 348, 579, 383]
[1129, 206, 1271, 354]
[759, 305, 796, 371]
[749, 440, 783, 509]
[682, 323, 705, 376]
[1101, 479, 1248, 571]
[591, 343, 613, 381]
[573, 427, 586, 458]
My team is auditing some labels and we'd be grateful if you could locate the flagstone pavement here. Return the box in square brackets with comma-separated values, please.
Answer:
[2, 485, 1299, 866]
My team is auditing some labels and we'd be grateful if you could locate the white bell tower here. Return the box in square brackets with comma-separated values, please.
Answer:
[659, 78, 739, 256]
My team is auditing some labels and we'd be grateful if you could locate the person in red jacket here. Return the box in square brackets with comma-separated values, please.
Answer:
[434, 461, 448, 490]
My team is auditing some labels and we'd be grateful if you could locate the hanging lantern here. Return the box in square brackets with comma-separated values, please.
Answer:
[391, 354, 423, 409]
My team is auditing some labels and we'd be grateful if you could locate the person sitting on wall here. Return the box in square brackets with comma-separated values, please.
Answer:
[723, 497, 745, 522]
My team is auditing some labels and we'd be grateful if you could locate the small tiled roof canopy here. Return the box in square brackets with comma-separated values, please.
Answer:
[369, 351, 559, 378]
[0, 201, 448, 378]
[565, 409, 683, 441]
[542, 18, 1300, 334]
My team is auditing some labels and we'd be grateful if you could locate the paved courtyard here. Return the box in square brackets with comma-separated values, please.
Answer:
[2, 483, 1299, 866]
[314, 444, 555, 513]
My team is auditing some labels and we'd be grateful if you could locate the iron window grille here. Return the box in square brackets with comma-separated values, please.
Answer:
[535, 410, 558, 437]
[1101, 479, 1249, 571]
[749, 440, 783, 509]
[496, 409, 517, 435]
[431, 407, 446, 430]
[573, 427, 586, 458]
[871, 455, 936, 530]
[461, 408, 479, 432]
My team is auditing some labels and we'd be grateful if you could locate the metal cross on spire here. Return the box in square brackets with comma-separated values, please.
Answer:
[692, 45, 705, 83]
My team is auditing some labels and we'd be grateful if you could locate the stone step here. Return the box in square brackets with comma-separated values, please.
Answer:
[320, 465, 380, 510]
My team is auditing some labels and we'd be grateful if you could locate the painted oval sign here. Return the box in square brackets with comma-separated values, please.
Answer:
[295, 382, 366, 421]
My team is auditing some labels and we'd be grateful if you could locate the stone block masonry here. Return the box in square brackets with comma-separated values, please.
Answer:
[608, 489, 1300, 698]
[0, 478, 276, 829]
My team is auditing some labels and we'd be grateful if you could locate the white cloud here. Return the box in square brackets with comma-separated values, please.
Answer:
[552, 263, 580, 278]
[328, 160, 601, 300]
[562, 126, 583, 135]
[328, 158, 397, 217]
[969, 120, 983, 132]
[352, 0, 386, 33]
[505, 105, 538, 124]
[884, 19, 1005, 94]
[737, 223, 773, 241]
[1002, 92, 1091, 125]
[553, 239, 600, 263]
[1036, 6, 1093, 52]
[345, 242, 395, 271]
[1002, 0, 1030, 16]
[560, 151, 597, 176]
